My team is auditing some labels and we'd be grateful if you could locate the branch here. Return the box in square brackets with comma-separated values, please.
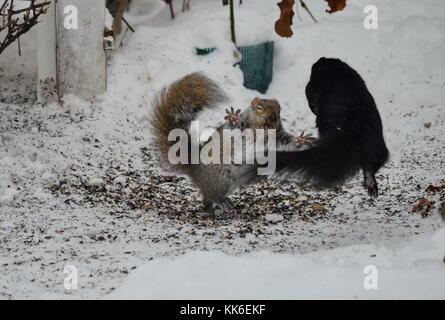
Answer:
[299, 0, 317, 23]
[0, 0, 51, 56]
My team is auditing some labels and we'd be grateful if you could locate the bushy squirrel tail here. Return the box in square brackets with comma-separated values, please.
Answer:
[151, 73, 228, 171]
[275, 137, 362, 188]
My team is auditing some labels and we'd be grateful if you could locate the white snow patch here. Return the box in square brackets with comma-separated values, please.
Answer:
[113, 176, 127, 185]
[87, 177, 105, 186]
[265, 214, 284, 223]
[110, 228, 445, 299]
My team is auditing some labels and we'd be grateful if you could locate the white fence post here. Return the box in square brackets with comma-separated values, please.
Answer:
[37, 0, 58, 103]
[56, 0, 106, 100]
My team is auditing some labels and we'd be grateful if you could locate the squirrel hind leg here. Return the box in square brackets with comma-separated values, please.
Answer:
[203, 197, 235, 216]
[363, 170, 378, 198]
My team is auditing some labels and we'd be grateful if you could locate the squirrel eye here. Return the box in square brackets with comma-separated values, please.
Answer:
[256, 105, 263, 112]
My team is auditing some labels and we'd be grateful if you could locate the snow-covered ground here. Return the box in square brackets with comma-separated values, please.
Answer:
[111, 229, 445, 300]
[0, 0, 444, 299]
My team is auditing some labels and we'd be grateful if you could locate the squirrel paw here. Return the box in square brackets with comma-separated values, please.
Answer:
[294, 131, 316, 148]
[224, 107, 242, 127]
[203, 197, 235, 216]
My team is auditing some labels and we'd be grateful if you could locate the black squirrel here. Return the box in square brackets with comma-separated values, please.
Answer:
[151, 73, 303, 214]
[274, 57, 389, 197]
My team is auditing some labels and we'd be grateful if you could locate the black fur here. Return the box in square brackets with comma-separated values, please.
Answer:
[276, 57, 389, 197]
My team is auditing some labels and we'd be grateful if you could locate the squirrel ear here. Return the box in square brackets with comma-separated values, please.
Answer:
[251, 97, 260, 107]
[270, 98, 280, 110]
[274, 98, 281, 108]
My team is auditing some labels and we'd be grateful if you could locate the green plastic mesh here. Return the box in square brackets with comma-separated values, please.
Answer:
[195, 41, 274, 94]
[196, 47, 216, 56]
[237, 41, 274, 94]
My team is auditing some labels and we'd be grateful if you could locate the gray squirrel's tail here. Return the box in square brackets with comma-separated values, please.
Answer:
[151, 73, 228, 172]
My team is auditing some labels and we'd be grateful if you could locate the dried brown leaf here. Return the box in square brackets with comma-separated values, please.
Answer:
[275, 0, 295, 38]
[425, 184, 445, 193]
[325, 0, 347, 14]
[311, 204, 327, 211]
[412, 197, 435, 218]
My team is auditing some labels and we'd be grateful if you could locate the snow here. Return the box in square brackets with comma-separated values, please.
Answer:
[105, 8, 114, 30]
[265, 213, 284, 223]
[111, 228, 445, 299]
[0, 0, 444, 299]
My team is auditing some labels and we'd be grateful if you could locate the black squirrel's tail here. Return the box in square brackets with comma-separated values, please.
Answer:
[275, 136, 361, 188]
[151, 73, 228, 172]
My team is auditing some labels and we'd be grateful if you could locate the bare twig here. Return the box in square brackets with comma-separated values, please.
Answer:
[299, 0, 317, 23]
[182, 0, 190, 12]
[229, 0, 236, 44]
[106, 0, 129, 36]
[0, 0, 50, 55]
[122, 16, 134, 33]
[163, 0, 175, 19]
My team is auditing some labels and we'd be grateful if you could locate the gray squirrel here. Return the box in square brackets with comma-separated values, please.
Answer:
[151, 73, 310, 214]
